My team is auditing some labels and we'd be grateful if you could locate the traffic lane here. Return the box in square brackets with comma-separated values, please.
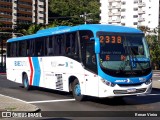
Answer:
[1, 81, 160, 108]
[0, 87, 74, 101]
[0, 83, 74, 102]
[0, 75, 73, 101]
[2, 84, 160, 112]
[32, 88, 160, 111]
[2, 87, 158, 111]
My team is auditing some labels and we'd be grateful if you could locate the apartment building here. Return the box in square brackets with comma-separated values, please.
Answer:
[0, 0, 48, 31]
[100, 0, 159, 29]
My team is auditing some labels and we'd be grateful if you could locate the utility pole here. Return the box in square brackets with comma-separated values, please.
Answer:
[80, 12, 93, 24]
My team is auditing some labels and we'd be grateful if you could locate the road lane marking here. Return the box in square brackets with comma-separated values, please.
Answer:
[27, 99, 75, 104]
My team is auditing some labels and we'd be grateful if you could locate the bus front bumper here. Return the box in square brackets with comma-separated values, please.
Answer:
[98, 82, 152, 98]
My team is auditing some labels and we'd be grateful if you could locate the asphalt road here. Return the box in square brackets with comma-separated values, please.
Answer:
[0, 72, 160, 120]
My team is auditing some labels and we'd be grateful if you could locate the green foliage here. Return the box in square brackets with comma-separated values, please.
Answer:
[27, 24, 44, 35]
[146, 35, 160, 69]
[48, 20, 74, 27]
[15, 24, 44, 35]
[49, 0, 100, 25]
[15, 23, 32, 35]
[1, 0, 100, 36]
[138, 26, 150, 34]
[139, 26, 160, 69]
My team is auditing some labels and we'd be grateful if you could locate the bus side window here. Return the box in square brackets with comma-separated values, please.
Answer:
[19, 40, 27, 57]
[79, 30, 94, 62]
[66, 34, 71, 55]
[12, 42, 17, 57]
[45, 36, 54, 56]
[54, 34, 65, 56]
[16, 42, 19, 57]
[27, 40, 30, 56]
[54, 36, 60, 56]
[61, 35, 66, 55]
[65, 32, 78, 56]
[7, 43, 10, 57]
[28, 40, 35, 57]
[35, 38, 44, 56]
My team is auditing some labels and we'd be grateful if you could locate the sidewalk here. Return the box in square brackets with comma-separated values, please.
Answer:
[0, 94, 40, 112]
[0, 73, 40, 113]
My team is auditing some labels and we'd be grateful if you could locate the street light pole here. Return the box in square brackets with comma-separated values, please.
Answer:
[80, 12, 93, 24]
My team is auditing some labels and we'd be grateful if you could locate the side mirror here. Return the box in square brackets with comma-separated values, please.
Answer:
[95, 38, 100, 53]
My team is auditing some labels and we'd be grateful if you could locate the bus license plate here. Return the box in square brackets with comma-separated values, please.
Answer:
[127, 88, 136, 93]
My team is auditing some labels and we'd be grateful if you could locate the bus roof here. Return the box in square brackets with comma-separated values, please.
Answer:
[7, 24, 143, 42]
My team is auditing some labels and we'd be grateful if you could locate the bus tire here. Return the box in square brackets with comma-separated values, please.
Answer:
[72, 79, 85, 101]
[22, 74, 30, 90]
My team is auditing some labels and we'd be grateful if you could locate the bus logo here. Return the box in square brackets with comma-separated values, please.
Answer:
[126, 79, 133, 83]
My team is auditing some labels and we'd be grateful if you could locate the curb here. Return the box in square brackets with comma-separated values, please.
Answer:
[0, 94, 41, 112]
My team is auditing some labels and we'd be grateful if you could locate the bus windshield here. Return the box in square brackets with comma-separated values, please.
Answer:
[98, 33, 151, 77]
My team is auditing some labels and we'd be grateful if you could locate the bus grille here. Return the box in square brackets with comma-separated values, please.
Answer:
[117, 83, 142, 87]
[113, 88, 146, 94]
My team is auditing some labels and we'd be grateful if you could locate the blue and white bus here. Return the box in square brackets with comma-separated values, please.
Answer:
[6, 24, 152, 101]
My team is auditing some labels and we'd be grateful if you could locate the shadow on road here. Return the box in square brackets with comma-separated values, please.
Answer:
[84, 88, 160, 106]
[19, 86, 73, 97]
[18, 85, 160, 106]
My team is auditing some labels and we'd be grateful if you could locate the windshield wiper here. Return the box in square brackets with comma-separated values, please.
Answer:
[128, 45, 145, 73]
[117, 37, 131, 73]
[117, 56, 129, 73]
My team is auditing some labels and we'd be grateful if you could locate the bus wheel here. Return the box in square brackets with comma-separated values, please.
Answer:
[72, 79, 84, 101]
[23, 74, 30, 90]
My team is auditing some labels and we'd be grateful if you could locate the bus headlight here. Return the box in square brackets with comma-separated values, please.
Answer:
[145, 79, 152, 85]
[101, 78, 115, 87]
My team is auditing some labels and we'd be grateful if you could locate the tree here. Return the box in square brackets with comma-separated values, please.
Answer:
[139, 26, 160, 69]
[138, 26, 150, 35]
[14, 23, 32, 35]
[147, 35, 160, 69]
[27, 24, 44, 35]
[49, 0, 100, 25]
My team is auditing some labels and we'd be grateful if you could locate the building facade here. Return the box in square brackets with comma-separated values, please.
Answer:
[100, 0, 159, 29]
[0, 0, 48, 31]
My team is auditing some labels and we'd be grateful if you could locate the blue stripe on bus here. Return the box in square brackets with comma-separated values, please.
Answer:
[32, 57, 41, 86]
